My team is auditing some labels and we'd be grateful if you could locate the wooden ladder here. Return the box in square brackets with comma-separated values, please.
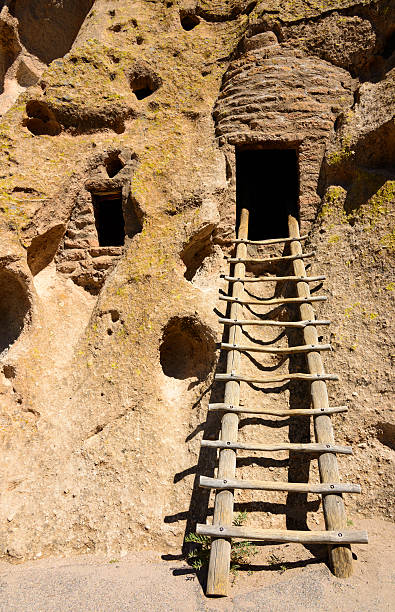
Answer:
[196, 209, 368, 596]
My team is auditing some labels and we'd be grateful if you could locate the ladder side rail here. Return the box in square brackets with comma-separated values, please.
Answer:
[206, 208, 249, 596]
[288, 215, 353, 578]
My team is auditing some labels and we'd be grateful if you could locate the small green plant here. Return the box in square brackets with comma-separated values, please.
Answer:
[184, 533, 210, 570]
[267, 553, 287, 573]
[347, 519, 354, 526]
[233, 510, 248, 526]
[185, 512, 257, 574]
[230, 539, 258, 575]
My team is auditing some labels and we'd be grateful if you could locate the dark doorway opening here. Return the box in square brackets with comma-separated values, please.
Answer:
[236, 148, 299, 240]
[92, 192, 125, 246]
[383, 29, 395, 59]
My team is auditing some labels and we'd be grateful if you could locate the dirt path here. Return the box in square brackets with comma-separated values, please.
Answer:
[0, 518, 392, 611]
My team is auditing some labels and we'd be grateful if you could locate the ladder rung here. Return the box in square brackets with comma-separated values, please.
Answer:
[196, 524, 369, 544]
[199, 476, 361, 494]
[201, 440, 352, 454]
[218, 318, 331, 327]
[229, 235, 308, 246]
[208, 404, 348, 416]
[228, 252, 315, 264]
[215, 373, 339, 384]
[219, 295, 327, 306]
[222, 275, 325, 283]
[220, 342, 331, 354]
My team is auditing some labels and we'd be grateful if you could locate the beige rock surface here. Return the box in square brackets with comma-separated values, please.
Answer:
[0, 0, 393, 574]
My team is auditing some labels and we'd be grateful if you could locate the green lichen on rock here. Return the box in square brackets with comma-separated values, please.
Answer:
[320, 181, 394, 240]
[319, 185, 347, 221]
[328, 234, 341, 243]
[350, 181, 395, 228]
[327, 134, 354, 166]
[380, 229, 395, 253]
[0, 0, 394, 565]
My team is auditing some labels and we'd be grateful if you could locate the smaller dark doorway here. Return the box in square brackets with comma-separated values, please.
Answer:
[236, 148, 299, 240]
[92, 192, 125, 246]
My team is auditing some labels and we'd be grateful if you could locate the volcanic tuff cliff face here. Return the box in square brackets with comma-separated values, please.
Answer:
[0, 0, 393, 561]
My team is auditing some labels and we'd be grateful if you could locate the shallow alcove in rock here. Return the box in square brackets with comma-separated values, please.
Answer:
[375, 422, 395, 450]
[9, 0, 95, 65]
[125, 60, 162, 100]
[27, 223, 66, 276]
[181, 225, 215, 281]
[2, 363, 16, 379]
[352, 119, 395, 175]
[0, 269, 31, 354]
[104, 151, 125, 178]
[160, 316, 216, 380]
[236, 148, 299, 240]
[0, 13, 47, 115]
[22, 100, 61, 136]
[0, 17, 20, 95]
[180, 11, 200, 31]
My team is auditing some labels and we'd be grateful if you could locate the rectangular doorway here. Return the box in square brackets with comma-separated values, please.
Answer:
[236, 148, 299, 240]
[92, 192, 125, 247]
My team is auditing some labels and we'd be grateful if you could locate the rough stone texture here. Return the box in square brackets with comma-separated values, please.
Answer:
[278, 14, 377, 75]
[9, 1, 95, 65]
[196, 0, 258, 22]
[213, 32, 354, 228]
[0, 0, 393, 567]
[0, 0, 95, 116]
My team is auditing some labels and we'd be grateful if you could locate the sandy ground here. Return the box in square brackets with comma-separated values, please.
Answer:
[0, 518, 393, 611]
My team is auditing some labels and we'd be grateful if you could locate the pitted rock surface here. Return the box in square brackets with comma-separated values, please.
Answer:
[0, 0, 393, 566]
[214, 36, 354, 224]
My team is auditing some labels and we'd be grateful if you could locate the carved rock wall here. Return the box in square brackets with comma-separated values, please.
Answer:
[0, 0, 393, 562]
[214, 32, 354, 229]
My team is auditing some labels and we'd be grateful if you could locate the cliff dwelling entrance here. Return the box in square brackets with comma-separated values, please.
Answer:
[236, 148, 299, 239]
[92, 192, 125, 247]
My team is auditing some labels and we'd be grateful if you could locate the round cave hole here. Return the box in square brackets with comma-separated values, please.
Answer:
[180, 11, 200, 31]
[159, 316, 215, 380]
[104, 151, 124, 177]
[125, 61, 161, 100]
[23, 101, 61, 136]
[0, 269, 31, 355]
